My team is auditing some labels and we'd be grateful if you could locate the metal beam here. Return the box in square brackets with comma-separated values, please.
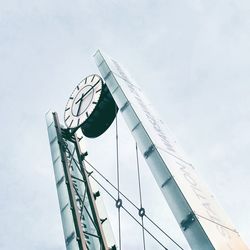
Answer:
[94, 50, 249, 250]
[74, 135, 109, 250]
[52, 112, 88, 250]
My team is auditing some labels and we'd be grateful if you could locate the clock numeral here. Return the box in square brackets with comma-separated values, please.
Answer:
[86, 112, 89, 117]
[77, 85, 80, 90]
[69, 96, 74, 100]
[69, 120, 73, 127]
[77, 118, 80, 126]
[96, 89, 101, 93]
[92, 101, 97, 104]
[65, 107, 70, 111]
[84, 78, 87, 85]
[65, 115, 70, 121]
[91, 75, 95, 82]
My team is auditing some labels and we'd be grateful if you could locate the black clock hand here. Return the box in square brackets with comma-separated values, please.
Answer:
[75, 79, 101, 116]
[76, 90, 96, 115]
[75, 93, 84, 104]
[75, 86, 95, 105]
[76, 79, 101, 105]
[77, 96, 84, 116]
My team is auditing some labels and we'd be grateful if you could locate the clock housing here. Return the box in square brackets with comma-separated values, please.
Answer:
[64, 74, 118, 138]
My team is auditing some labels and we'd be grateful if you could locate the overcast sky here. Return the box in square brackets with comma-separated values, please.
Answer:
[0, 0, 249, 249]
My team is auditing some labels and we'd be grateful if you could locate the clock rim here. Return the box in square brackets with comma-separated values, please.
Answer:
[64, 74, 103, 129]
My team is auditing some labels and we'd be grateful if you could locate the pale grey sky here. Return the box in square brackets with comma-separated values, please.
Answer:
[0, 0, 249, 249]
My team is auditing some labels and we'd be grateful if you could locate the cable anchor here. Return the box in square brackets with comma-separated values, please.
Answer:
[116, 198, 123, 208]
[138, 207, 145, 217]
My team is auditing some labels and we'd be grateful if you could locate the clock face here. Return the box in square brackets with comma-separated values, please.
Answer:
[64, 74, 103, 128]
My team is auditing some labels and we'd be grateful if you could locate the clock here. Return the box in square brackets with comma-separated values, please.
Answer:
[64, 74, 118, 138]
[64, 74, 103, 129]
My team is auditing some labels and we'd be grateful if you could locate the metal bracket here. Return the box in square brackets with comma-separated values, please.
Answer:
[61, 127, 78, 142]
[144, 144, 155, 159]
[94, 191, 100, 200]
[161, 177, 172, 188]
[120, 101, 129, 112]
[181, 212, 195, 231]
[101, 218, 107, 224]
[80, 152, 88, 161]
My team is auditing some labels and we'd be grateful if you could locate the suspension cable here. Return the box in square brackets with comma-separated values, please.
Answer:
[115, 109, 122, 250]
[88, 173, 169, 250]
[84, 159, 184, 250]
[65, 136, 184, 249]
[135, 142, 146, 250]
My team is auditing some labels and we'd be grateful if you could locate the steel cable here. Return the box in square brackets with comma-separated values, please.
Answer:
[115, 109, 122, 250]
[135, 142, 146, 250]
[83, 159, 184, 250]
[88, 173, 169, 250]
